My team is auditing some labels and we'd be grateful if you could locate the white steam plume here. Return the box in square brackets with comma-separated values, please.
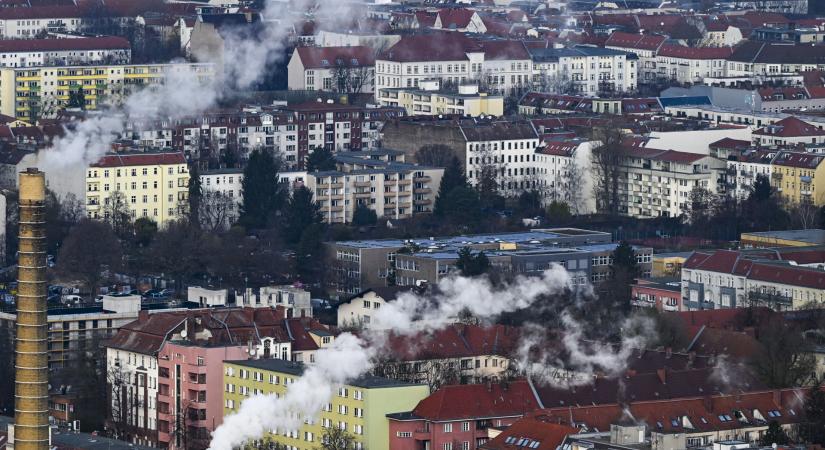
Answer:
[208, 266, 575, 450]
[38, 0, 362, 172]
[515, 312, 655, 387]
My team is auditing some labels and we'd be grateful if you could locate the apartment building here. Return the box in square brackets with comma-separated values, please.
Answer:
[603, 32, 666, 83]
[377, 79, 504, 117]
[0, 6, 89, 38]
[104, 308, 334, 446]
[682, 248, 825, 311]
[0, 293, 144, 369]
[631, 278, 683, 311]
[770, 151, 825, 206]
[325, 228, 612, 296]
[375, 34, 534, 98]
[654, 45, 733, 84]
[528, 45, 637, 95]
[0, 62, 214, 120]
[0, 36, 130, 68]
[85, 152, 190, 227]
[432, 8, 486, 33]
[388, 381, 539, 450]
[281, 149, 443, 224]
[287, 46, 375, 93]
[290, 101, 404, 165]
[619, 147, 726, 218]
[222, 358, 429, 450]
[394, 241, 652, 287]
[156, 341, 248, 450]
[727, 41, 825, 79]
[200, 167, 243, 229]
[726, 149, 776, 200]
[517, 386, 805, 450]
[752, 116, 825, 146]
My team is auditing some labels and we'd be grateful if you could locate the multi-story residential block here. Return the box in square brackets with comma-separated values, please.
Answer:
[727, 41, 825, 80]
[388, 381, 539, 450]
[725, 149, 776, 200]
[0, 6, 90, 38]
[753, 116, 825, 147]
[0, 293, 145, 369]
[199, 167, 243, 229]
[222, 358, 430, 450]
[0, 62, 214, 120]
[325, 228, 613, 296]
[604, 32, 666, 84]
[287, 46, 375, 93]
[156, 340, 248, 450]
[631, 277, 683, 311]
[383, 117, 540, 198]
[654, 45, 732, 84]
[375, 34, 533, 98]
[104, 307, 335, 446]
[770, 151, 825, 206]
[682, 247, 825, 311]
[378, 79, 504, 117]
[283, 149, 443, 224]
[85, 152, 190, 226]
[0, 36, 130, 68]
[508, 387, 806, 450]
[619, 147, 726, 218]
[528, 46, 637, 95]
[336, 287, 415, 329]
[289, 101, 404, 165]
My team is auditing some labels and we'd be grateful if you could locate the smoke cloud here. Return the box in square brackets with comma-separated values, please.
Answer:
[208, 266, 577, 450]
[39, 0, 361, 173]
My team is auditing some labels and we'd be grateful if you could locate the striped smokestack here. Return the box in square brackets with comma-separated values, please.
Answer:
[14, 168, 48, 450]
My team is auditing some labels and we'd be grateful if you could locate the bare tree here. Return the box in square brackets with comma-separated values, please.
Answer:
[562, 156, 585, 215]
[331, 63, 374, 95]
[319, 425, 357, 450]
[199, 191, 239, 232]
[106, 357, 134, 440]
[537, 66, 576, 96]
[589, 124, 626, 216]
[102, 191, 132, 237]
[789, 199, 819, 230]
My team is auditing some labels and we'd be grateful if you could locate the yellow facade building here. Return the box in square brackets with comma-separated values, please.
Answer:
[85, 152, 189, 226]
[378, 80, 503, 117]
[0, 62, 213, 120]
[770, 151, 825, 206]
[223, 359, 429, 450]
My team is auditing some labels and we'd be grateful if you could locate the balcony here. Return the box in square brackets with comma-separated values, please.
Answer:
[772, 172, 783, 181]
[414, 199, 432, 206]
[414, 188, 431, 194]
[748, 290, 792, 307]
[414, 429, 430, 441]
[354, 181, 371, 188]
[683, 299, 715, 310]
[414, 176, 431, 183]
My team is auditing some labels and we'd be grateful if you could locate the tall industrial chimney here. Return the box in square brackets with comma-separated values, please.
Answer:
[12, 168, 49, 450]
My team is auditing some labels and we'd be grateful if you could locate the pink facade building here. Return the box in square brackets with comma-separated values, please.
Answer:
[157, 342, 248, 450]
[388, 381, 539, 450]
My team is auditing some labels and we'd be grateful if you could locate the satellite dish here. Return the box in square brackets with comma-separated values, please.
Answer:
[180, 329, 188, 338]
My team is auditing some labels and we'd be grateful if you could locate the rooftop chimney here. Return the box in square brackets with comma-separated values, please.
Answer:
[13, 168, 49, 450]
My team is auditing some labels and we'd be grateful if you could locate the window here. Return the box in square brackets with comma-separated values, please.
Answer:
[461, 422, 470, 432]
[397, 432, 412, 438]
[443, 443, 453, 450]
[444, 423, 453, 433]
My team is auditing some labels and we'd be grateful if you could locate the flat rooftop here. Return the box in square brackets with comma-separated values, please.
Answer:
[741, 229, 825, 244]
[226, 359, 423, 389]
[333, 228, 611, 250]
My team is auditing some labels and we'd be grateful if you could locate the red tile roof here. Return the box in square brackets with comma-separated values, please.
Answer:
[91, 152, 186, 167]
[0, 5, 84, 19]
[709, 137, 751, 150]
[477, 39, 530, 60]
[604, 31, 666, 51]
[0, 36, 129, 53]
[657, 44, 734, 60]
[380, 34, 476, 62]
[436, 8, 476, 29]
[754, 116, 825, 138]
[772, 151, 825, 169]
[294, 46, 374, 70]
[483, 412, 578, 450]
[412, 380, 540, 421]
[383, 324, 519, 361]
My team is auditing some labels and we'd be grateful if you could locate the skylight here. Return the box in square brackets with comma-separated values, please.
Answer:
[718, 414, 733, 422]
